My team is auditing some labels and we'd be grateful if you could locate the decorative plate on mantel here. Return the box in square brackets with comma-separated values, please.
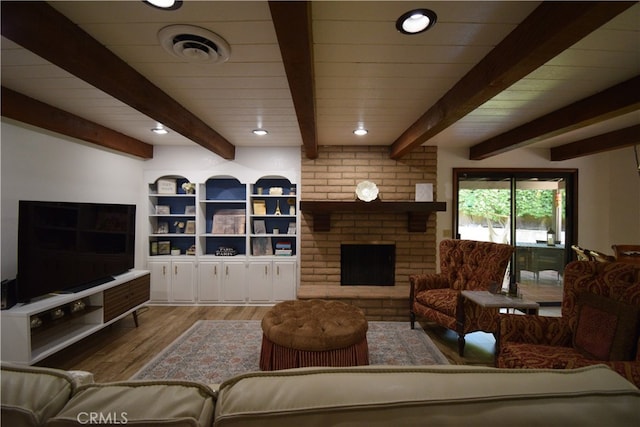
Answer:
[355, 181, 379, 202]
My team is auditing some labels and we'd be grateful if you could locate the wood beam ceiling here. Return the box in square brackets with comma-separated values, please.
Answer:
[389, 1, 636, 160]
[550, 125, 640, 161]
[0, 1, 235, 160]
[470, 76, 640, 160]
[269, 1, 318, 159]
[1, 87, 154, 159]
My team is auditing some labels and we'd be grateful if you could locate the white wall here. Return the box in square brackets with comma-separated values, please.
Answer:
[607, 148, 640, 245]
[141, 145, 301, 185]
[1, 119, 146, 280]
[0, 120, 302, 281]
[3, 116, 636, 280]
[437, 146, 640, 253]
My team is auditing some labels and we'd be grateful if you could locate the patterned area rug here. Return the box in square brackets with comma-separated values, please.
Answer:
[131, 320, 448, 384]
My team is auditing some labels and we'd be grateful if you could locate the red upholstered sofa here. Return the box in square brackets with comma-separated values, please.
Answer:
[497, 260, 640, 387]
[410, 239, 514, 356]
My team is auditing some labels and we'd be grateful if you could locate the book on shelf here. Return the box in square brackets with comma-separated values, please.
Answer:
[253, 219, 266, 234]
[252, 237, 273, 256]
[155, 205, 170, 215]
[275, 240, 292, 256]
[275, 241, 292, 250]
[253, 200, 266, 215]
[287, 222, 296, 234]
[157, 178, 177, 194]
[212, 209, 246, 234]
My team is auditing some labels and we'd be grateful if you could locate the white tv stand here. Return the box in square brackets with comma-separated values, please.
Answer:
[1, 270, 150, 365]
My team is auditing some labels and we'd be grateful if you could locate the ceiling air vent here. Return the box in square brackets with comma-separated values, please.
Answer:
[158, 24, 230, 64]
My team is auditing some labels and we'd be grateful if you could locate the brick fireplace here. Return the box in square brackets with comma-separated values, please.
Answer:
[298, 145, 439, 320]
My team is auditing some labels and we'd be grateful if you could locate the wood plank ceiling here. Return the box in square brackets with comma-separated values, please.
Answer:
[1, 1, 638, 161]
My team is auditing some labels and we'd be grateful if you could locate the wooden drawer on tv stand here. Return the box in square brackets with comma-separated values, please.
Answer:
[103, 274, 150, 323]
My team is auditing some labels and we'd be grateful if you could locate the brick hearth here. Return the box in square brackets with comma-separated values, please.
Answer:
[297, 284, 410, 321]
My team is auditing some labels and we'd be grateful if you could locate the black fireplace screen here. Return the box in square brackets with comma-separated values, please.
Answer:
[341, 244, 395, 286]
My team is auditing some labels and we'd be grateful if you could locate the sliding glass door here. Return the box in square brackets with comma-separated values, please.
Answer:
[454, 169, 577, 304]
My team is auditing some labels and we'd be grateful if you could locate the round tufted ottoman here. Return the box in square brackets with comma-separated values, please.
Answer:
[259, 300, 369, 370]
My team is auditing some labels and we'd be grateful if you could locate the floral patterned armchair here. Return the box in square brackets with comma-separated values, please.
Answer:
[497, 261, 640, 387]
[410, 239, 514, 356]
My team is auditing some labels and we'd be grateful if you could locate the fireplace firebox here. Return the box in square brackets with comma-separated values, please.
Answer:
[341, 243, 395, 286]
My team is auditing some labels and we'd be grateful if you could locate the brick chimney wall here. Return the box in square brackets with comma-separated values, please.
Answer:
[300, 146, 438, 288]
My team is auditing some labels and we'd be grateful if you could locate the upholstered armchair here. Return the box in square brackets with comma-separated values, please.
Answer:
[410, 239, 514, 356]
[497, 261, 640, 387]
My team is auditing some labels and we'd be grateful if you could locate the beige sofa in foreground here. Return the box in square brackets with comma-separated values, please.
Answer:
[2, 363, 639, 426]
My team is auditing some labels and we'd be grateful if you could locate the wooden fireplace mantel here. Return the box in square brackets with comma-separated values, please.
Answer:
[299, 200, 447, 232]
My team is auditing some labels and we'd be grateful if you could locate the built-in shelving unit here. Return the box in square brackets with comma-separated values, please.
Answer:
[200, 177, 247, 257]
[146, 174, 298, 304]
[148, 175, 197, 256]
[250, 178, 297, 257]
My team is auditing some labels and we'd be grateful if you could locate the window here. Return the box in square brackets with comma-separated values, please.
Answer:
[453, 169, 578, 305]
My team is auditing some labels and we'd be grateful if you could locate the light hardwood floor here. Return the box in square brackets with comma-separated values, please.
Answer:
[36, 305, 506, 382]
[37, 306, 271, 382]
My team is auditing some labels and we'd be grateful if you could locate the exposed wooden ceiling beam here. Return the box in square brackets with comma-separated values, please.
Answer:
[389, 1, 636, 160]
[550, 125, 640, 161]
[2, 87, 154, 159]
[0, 1, 235, 160]
[269, 1, 318, 159]
[470, 76, 640, 160]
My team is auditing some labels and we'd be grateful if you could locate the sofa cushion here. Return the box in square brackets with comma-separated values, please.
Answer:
[215, 365, 640, 427]
[573, 293, 640, 361]
[44, 380, 215, 427]
[1, 363, 76, 427]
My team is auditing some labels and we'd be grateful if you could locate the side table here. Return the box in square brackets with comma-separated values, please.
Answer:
[461, 290, 540, 315]
[456, 290, 540, 357]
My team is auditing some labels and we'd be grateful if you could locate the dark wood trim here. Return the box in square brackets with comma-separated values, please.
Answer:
[0, 1, 235, 160]
[300, 200, 446, 232]
[550, 125, 640, 161]
[269, 1, 318, 159]
[470, 76, 640, 160]
[389, 2, 635, 160]
[1, 87, 154, 159]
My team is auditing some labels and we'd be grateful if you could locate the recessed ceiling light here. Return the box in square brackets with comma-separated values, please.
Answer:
[151, 124, 168, 135]
[253, 129, 268, 136]
[353, 128, 368, 136]
[396, 9, 437, 35]
[143, 0, 183, 10]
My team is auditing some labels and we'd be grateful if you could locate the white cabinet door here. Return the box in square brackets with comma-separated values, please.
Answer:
[247, 261, 273, 302]
[273, 260, 296, 301]
[222, 261, 246, 302]
[171, 260, 196, 302]
[198, 261, 222, 302]
[149, 261, 171, 302]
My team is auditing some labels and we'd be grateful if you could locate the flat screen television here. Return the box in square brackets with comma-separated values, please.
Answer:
[17, 201, 136, 303]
